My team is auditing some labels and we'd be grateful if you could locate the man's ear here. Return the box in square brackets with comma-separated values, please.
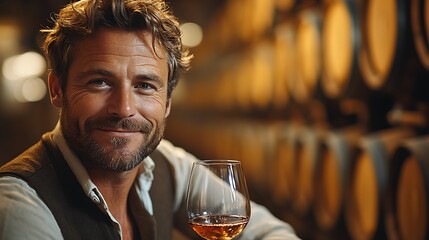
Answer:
[48, 72, 63, 108]
[165, 98, 171, 117]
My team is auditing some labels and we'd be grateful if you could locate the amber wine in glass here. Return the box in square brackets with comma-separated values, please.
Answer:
[186, 160, 251, 239]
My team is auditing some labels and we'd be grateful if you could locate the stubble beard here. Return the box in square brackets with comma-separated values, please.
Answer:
[60, 105, 165, 172]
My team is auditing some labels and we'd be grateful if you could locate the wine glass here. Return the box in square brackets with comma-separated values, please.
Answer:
[186, 160, 251, 240]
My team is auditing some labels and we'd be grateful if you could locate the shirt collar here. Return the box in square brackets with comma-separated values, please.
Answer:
[51, 122, 97, 196]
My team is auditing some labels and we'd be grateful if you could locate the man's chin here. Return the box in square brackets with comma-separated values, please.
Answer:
[103, 144, 141, 158]
[86, 150, 143, 172]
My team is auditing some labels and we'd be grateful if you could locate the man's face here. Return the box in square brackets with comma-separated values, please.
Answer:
[51, 28, 170, 172]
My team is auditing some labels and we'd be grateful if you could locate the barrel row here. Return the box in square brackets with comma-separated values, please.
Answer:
[185, 0, 429, 114]
[275, 125, 428, 240]
[165, 116, 429, 240]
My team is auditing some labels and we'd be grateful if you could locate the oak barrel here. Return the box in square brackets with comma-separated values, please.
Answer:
[249, 40, 275, 110]
[273, 21, 295, 109]
[271, 124, 301, 206]
[385, 136, 429, 240]
[345, 128, 415, 240]
[411, 0, 429, 70]
[313, 126, 362, 231]
[358, 0, 414, 92]
[321, 0, 366, 99]
[293, 127, 324, 216]
[237, 121, 278, 194]
[289, 8, 323, 103]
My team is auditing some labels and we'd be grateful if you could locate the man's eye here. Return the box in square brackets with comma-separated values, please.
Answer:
[136, 82, 155, 90]
[89, 79, 108, 87]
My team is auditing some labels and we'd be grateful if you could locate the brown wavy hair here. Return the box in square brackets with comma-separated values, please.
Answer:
[42, 0, 192, 98]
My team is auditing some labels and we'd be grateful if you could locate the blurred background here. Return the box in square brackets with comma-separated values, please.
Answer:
[1, 0, 429, 239]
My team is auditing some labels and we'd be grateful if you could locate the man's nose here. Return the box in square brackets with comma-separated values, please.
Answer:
[107, 87, 137, 118]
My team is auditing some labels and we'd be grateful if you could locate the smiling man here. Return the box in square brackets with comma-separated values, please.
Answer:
[0, 0, 299, 239]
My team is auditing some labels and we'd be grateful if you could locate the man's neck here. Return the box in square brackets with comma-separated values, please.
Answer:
[87, 166, 139, 240]
[87, 166, 139, 209]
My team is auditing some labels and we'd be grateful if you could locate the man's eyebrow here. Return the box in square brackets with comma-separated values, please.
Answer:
[135, 74, 164, 85]
[76, 69, 114, 79]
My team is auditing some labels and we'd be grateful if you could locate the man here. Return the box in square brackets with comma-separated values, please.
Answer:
[0, 0, 299, 239]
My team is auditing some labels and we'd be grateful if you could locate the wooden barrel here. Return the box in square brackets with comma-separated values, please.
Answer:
[411, 0, 429, 70]
[271, 124, 301, 206]
[313, 126, 362, 231]
[237, 121, 278, 194]
[273, 21, 295, 110]
[344, 128, 415, 240]
[292, 127, 325, 216]
[321, 0, 366, 99]
[249, 40, 275, 110]
[232, 40, 276, 112]
[358, 0, 414, 92]
[289, 8, 323, 104]
[385, 136, 429, 240]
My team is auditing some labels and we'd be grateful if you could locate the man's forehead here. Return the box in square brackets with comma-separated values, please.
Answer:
[78, 27, 167, 59]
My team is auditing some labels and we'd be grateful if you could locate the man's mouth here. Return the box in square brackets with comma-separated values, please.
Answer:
[94, 127, 142, 138]
[86, 117, 152, 135]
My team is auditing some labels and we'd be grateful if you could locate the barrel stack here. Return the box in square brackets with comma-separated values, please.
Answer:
[164, 0, 429, 239]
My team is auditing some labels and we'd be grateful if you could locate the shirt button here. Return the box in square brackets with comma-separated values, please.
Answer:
[91, 195, 100, 203]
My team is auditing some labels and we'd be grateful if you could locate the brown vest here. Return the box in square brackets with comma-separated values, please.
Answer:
[0, 132, 184, 240]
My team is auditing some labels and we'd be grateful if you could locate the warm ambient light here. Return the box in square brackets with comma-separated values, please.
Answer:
[180, 22, 203, 48]
[19, 77, 47, 102]
[2, 51, 46, 80]
[2, 51, 47, 103]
